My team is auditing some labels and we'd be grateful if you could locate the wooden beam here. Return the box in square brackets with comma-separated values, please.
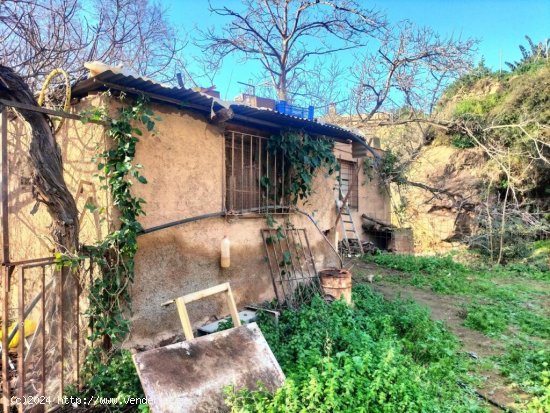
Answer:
[175, 297, 194, 341]
[165, 283, 241, 340]
[181, 283, 230, 304]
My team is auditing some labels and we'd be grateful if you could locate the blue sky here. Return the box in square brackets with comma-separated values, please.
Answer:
[162, 0, 549, 100]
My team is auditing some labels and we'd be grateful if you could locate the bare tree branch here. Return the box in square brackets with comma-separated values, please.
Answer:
[0, 0, 191, 89]
[198, 0, 385, 100]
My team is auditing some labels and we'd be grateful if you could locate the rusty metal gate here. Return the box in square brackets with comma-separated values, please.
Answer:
[0, 99, 104, 413]
[261, 227, 321, 308]
[1, 259, 92, 413]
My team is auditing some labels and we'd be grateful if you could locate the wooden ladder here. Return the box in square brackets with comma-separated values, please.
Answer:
[337, 185, 364, 255]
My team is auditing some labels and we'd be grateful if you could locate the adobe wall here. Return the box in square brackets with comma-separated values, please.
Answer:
[1, 94, 343, 350]
[127, 104, 340, 349]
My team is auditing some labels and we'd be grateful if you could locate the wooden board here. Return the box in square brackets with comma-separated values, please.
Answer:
[133, 323, 285, 413]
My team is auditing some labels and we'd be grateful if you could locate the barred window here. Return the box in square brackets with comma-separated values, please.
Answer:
[337, 159, 359, 209]
[225, 131, 287, 212]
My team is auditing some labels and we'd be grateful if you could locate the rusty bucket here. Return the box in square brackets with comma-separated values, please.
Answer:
[319, 268, 352, 305]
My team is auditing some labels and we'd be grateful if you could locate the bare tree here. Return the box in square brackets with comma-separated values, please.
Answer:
[199, 0, 385, 101]
[353, 21, 476, 121]
[0, 0, 190, 89]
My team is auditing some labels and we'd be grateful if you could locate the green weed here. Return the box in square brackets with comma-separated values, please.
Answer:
[225, 286, 487, 412]
[494, 340, 550, 395]
[524, 370, 550, 412]
[365, 252, 550, 401]
[454, 94, 503, 117]
[65, 350, 148, 411]
[463, 302, 510, 336]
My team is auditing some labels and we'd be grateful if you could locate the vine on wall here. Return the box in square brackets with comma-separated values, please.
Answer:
[267, 132, 338, 204]
[55, 123, 336, 401]
[56, 95, 155, 400]
[264, 132, 339, 244]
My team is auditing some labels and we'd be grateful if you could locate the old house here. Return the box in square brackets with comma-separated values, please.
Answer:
[2, 67, 391, 355]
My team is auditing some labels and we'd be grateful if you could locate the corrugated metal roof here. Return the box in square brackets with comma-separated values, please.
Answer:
[72, 70, 227, 113]
[71, 70, 365, 142]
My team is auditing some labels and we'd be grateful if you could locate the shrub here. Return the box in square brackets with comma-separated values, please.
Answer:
[454, 94, 502, 118]
[66, 350, 148, 411]
[451, 134, 476, 149]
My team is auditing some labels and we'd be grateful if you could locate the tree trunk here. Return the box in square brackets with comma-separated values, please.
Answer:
[0, 65, 80, 396]
[0, 65, 79, 253]
[277, 73, 287, 101]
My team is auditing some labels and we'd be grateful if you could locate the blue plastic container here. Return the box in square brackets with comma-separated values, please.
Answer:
[275, 100, 314, 120]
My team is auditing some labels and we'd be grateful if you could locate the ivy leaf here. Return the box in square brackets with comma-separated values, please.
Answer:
[84, 202, 97, 213]
[137, 176, 148, 184]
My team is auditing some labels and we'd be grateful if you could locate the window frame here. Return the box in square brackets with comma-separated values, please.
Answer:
[224, 130, 288, 213]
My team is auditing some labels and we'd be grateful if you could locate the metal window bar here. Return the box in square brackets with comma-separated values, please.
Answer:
[225, 132, 288, 213]
[261, 228, 320, 309]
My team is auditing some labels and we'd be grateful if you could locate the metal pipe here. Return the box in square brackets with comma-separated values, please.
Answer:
[137, 207, 342, 267]
[0, 99, 109, 126]
[2, 109, 9, 264]
[269, 228, 287, 302]
[139, 211, 225, 235]
[261, 230, 281, 302]
[17, 267, 24, 412]
[59, 267, 64, 396]
[41, 266, 46, 398]
[2, 266, 11, 413]
[6, 279, 53, 345]
[282, 227, 300, 295]
[294, 208, 343, 268]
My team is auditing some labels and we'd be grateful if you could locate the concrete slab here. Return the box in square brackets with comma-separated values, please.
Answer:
[133, 323, 285, 413]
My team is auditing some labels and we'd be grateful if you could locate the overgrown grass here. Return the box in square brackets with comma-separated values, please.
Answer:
[494, 339, 550, 394]
[225, 285, 487, 412]
[363, 252, 550, 399]
[454, 94, 503, 117]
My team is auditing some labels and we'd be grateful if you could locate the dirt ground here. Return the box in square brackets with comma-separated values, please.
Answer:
[348, 259, 530, 412]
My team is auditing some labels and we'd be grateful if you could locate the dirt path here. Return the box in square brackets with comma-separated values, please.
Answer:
[349, 260, 529, 411]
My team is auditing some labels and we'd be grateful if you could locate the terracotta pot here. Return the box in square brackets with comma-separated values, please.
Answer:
[319, 268, 352, 305]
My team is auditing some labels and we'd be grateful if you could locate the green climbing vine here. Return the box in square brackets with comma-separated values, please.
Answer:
[267, 132, 338, 204]
[263, 132, 338, 253]
[55, 95, 156, 402]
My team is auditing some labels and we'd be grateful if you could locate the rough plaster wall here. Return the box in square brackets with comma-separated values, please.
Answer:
[0, 93, 344, 350]
[127, 104, 340, 348]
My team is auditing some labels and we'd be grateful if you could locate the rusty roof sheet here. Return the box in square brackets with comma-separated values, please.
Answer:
[72, 70, 365, 142]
